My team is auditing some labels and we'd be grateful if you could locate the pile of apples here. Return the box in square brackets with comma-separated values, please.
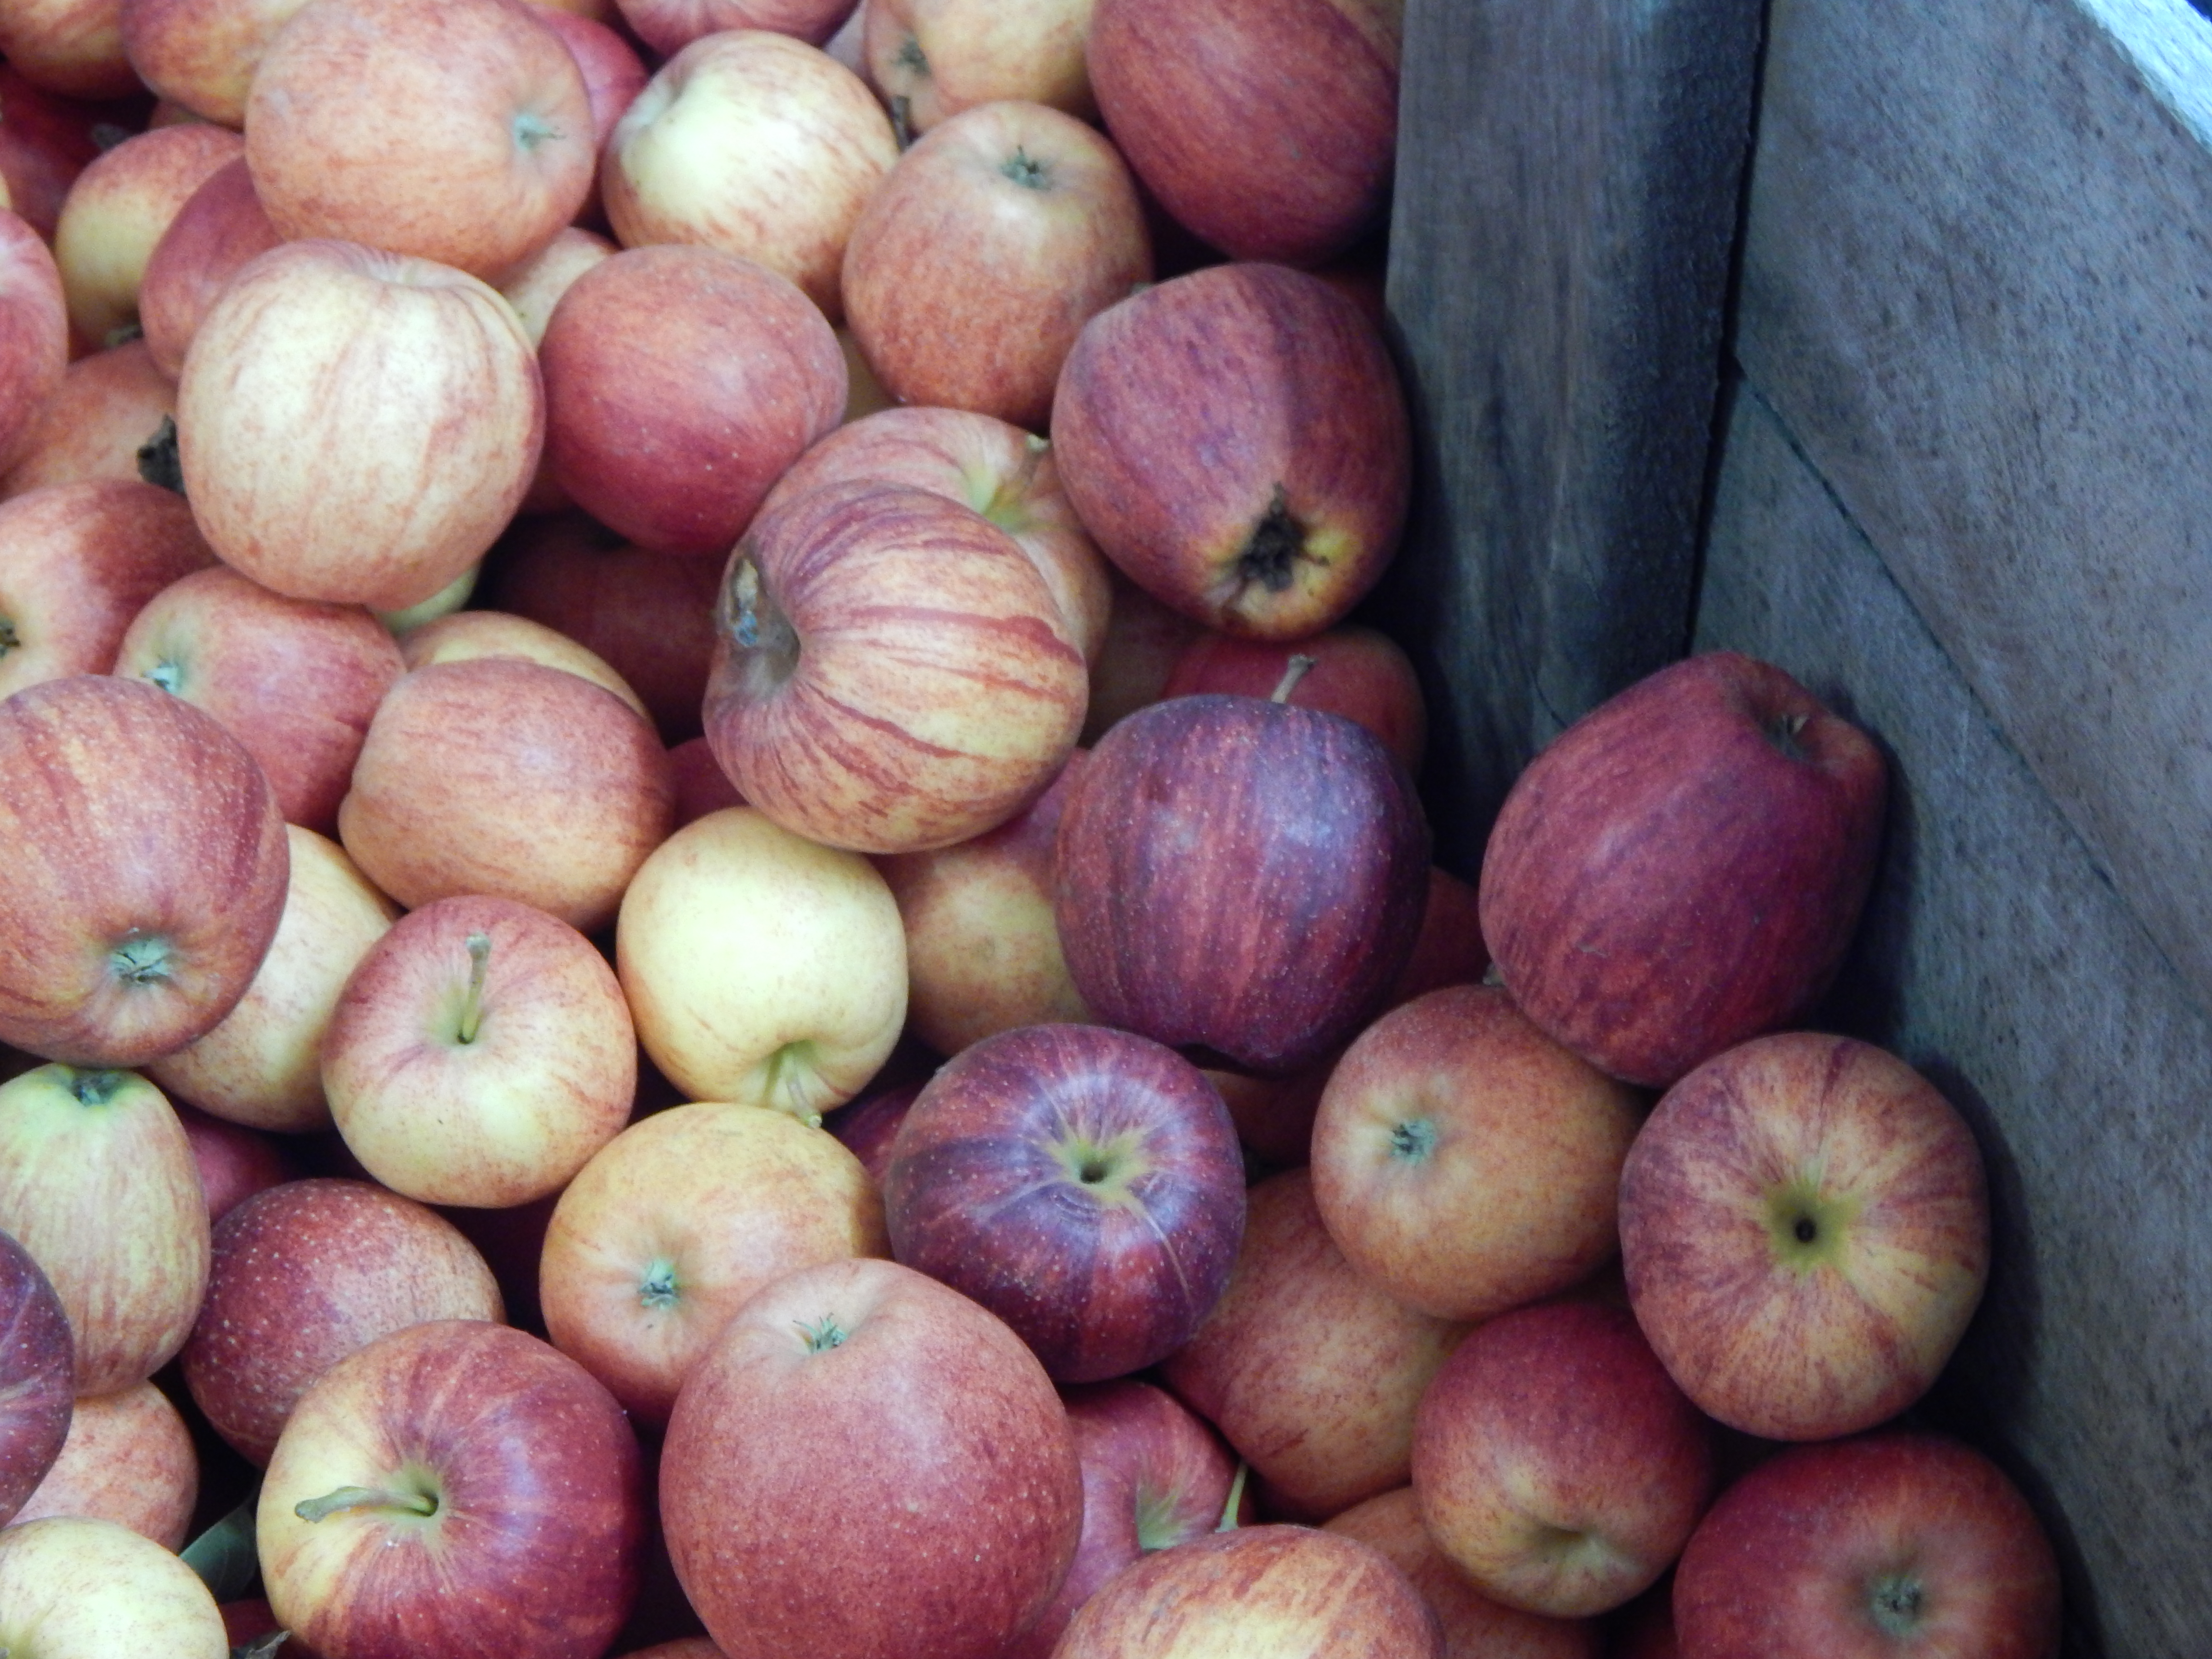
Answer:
[0, 0, 2067, 1656]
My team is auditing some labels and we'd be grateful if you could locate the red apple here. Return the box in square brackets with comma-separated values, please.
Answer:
[0, 1227, 73, 1525]
[119, 0, 313, 126]
[0, 336, 174, 501]
[182, 1177, 504, 1465]
[113, 564, 407, 834]
[660, 1257, 1084, 1659]
[1082, 564, 1201, 740]
[1053, 688, 1429, 1075]
[705, 479, 1089, 853]
[1619, 1031, 1990, 1441]
[498, 225, 618, 351]
[1055, 1524, 1443, 1659]
[177, 239, 544, 613]
[1164, 624, 1425, 777]
[1052, 262, 1411, 639]
[244, 0, 596, 281]
[0, 673, 288, 1068]
[1394, 866, 1489, 1003]
[1089, 0, 1399, 266]
[886, 1022, 1244, 1382]
[541, 1099, 887, 1425]
[531, 7, 649, 152]
[540, 243, 845, 558]
[337, 656, 675, 933]
[843, 98, 1150, 431]
[614, 0, 855, 58]
[0, 210, 68, 478]
[0, 1, 140, 112]
[1160, 1169, 1467, 1521]
[260, 1319, 646, 1659]
[136, 157, 283, 378]
[863, 0, 1097, 132]
[667, 734, 745, 825]
[1412, 1299, 1715, 1618]
[0, 478, 216, 700]
[174, 1099, 292, 1220]
[821, 1080, 917, 1187]
[1671, 1432, 2062, 1658]
[51, 121, 241, 349]
[13, 1379, 197, 1549]
[0, 67, 111, 240]
[1478, 650, 1889, 1088]
[322, 894, 637, 1207]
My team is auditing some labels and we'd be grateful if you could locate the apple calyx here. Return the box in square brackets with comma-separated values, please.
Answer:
[293, 1482, 441, 1524]
[452, 930, 493, 1046]
[1001, 147, 1054, 192]
[1388, 1118, 1438, 1163]
[795, 1314, 848, 1353]
[638, 1258, 681, 1311]
[108, 932, 176, 989]
[1867, 1571, 1928, 1637]
[138, 415, 185, 495]
[510, 109, 565, 156]
[1237, 486, 1311, 597]
[63, 1067, 129, 1107]
[0, 616, 19, 657]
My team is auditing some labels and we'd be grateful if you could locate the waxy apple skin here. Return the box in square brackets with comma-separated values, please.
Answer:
[1054, 692, 1429, 1076]
[1478, 651, 1888, 1088]
[885, 1022, 1245, 1382]
[1671, 1432, 2062, 1659]
[0, 1515, 229, 1659]
[0, 1227, 73, 1525]
[0, 673, 289, 1069]
[1052, 262, 1411, 641]
[0, 210, 67, 477]
[1619, 1032, 1990, 1441]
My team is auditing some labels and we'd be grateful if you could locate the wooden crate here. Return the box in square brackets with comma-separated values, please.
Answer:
[1380, 1, 2212, 1653]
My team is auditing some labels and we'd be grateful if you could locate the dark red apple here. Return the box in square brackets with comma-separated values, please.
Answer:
[0, 673, 289, 1067]
[1054, 689, 1429, 1075]
[1051, 262, 1411, 641]
[660, 1257, 1084, 1659]
[174, 1100, 292, 1222]
[822, 1081, 919, 1189]
[667, 734, 746, 827]
[1163, 625, 1426, 777]
[1477, 650, 1888, 1088]
[0, 67, 110, 240]
[885, 1022, 1244, 1382]
[0, 1226, 73, 1526]
[1671, 1432, 2062, 1659]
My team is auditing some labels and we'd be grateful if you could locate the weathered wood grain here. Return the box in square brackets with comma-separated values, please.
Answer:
[1703, 383, 2212, 1659]
[1733, 0, 2212, 1020]
[1375, 0, 1763, 867]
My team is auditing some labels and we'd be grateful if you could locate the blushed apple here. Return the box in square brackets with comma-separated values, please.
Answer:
[397, 608, 650, 722]
[863, 0, 1098, 132]
[52, 121, 241, 349]
[1165, 624, 1426, 777]
[136, 157, 282, 378]
[174, 1100, 292, 1220]
[14, 1379, 198, 1549]
[614, 0, 856, 58]
[119, 0, 314, 126]
[0, 336, 174, 501]
[0, 210, 67, 478]
[0, 1, 139, 107]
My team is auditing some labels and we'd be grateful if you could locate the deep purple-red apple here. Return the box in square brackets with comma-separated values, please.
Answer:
[0, 1227, 72, 1525]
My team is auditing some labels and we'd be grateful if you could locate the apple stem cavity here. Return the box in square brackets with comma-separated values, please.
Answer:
[1767, 710, 1811, 760]
[1001, 146, 1054, 191]
[1269, 654, 1319, 703]
[108, 933, 175, 989]
[1239, 486, 1310, 597]
[796, 1315, 848, 1353]
[454, 930, 493, 1046]
[0, 617, 18, 657]
[293, 1484, 440, 1524]
[64, 1068, 127, 1107]
[890, 96, 914, 149]
[137, 414, 184, 495]
[1215, 1461, 1249, 1532]
[639, 1259, 680, 1311]
[1868, 1573, 1927, 1636]
[510, 110, 564, 155]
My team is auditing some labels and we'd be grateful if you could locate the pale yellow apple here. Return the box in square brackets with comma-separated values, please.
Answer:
[616, 806, 907, 1122]
[398, 608, 650, 721]
[0, 1516, 228, 1658]
[52, 122, 242, 348]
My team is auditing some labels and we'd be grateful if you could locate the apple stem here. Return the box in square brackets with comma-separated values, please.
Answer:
[293, 1485, 439, 1524]
[455, 931, 492, 1046]
[1215, 1462, 1250, 1532]
[108, 933, 174, 987]
[1269, 655, 1318, 704]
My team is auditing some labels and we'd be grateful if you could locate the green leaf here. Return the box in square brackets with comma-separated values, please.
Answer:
[181, 1488, 260, 1604]
[232, 1634, 290, 1659]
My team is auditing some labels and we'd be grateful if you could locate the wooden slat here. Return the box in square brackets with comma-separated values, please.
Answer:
[1702, 383, 2212, 1659]
[1375, 0, 1763, 866]
[1732, 0, 2212, 1019]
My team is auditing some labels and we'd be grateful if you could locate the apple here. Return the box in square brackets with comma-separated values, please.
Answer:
[0, 673, 289, 1068]
[539, 243, 845, 557]
[1411, 1299, 1714, 1618]
[136, 157, 283, 379]
[886, 1022, 1244, 1381]
[0, 1516, 229, 1658]
[602, 31, 900, 323]
[373, 562, 480, 634]
[1324, 1488, 1603, 1659]
[761, 405, 1115, 665]
[498, 225, 618, 352]
[146, 825, 397, 1135]
[530, 8, 650, 156]
[1160, 1169, 1467, 1520]
[541, 1099, 888, 1425]
[51, 121, 242, 349]
[0, 67, 110, 240]
[174, 1100, 292, 1219]
[1052, 261, 1412, 639]
[183, 1176, 505, 1464]
[1671, 1431, 2062, 1658]
[843, 98, 1150, 431]
[667, 734, 745, 825]
[1164, 624, 1426, 777]
[660, 1257, 1084, 1659]
[1005, 1379, 1240, 1658]
[1089, 0, 1400, 266]
[0, 210, 67, 479]
[0, 0, 140, 102]
[1054, 685, 1429, 1076]
[704, 480, 1089, 854]
[1394, 866, 1490, 1002]
[337, 656, 675, 933]
[876, 748, 1092, 1055]
[1054, 1524, 1443, 1659]
[0, 479, 216, 700]
[260, 1319, 646, 1659]
[177, 239, 544, 613]
[322, 893, 637, 1207]
[397, 608, 651, 722]
[119, 0, 313, 126]
[13, 1379, 198, 1549]
[614, 0, 856, 58]
[244, 0, 596, 281]
[863, 0, 1098, 133]
[821, 1079, 917, 1186]
[1309, 984, 1644, 1323]
[616, 807, 908, 1122]
[0, 1063, 211, 1395]
[479, 512, 725, 742]
[1618, 1031, 1990, 1441]
[113, 564, 407, 834]
[0, 337, 174, 502]
[1082, 564, 1201, 741]
[0, 1227, 73, 1525]
[1478, 650, 1889, 1088]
